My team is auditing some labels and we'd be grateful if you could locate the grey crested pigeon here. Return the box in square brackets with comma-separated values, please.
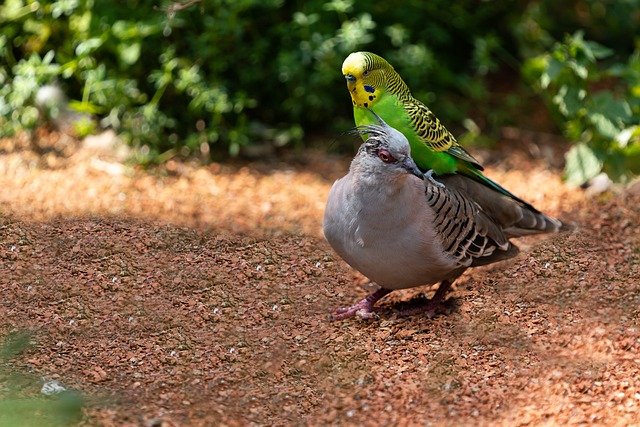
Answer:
[323, 112, 564, 320]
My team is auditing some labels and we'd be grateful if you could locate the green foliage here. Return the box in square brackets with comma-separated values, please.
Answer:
[1, 0, 639, 182]
[516, 0, 640, 58]
[524, 31, 640, 185]
[0, 0, 528, 160]
[0, 332, 85, 427]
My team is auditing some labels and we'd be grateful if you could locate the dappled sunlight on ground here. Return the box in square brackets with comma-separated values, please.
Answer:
[1, 131, 639, 426]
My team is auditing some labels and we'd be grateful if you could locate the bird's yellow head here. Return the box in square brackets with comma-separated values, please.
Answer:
[342, 51, 391, 109]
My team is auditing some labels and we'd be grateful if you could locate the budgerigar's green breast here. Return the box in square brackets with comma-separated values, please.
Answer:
[353, 93, 458, 175]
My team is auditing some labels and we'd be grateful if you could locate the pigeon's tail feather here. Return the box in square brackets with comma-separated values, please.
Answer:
[438, 174, 566, 238]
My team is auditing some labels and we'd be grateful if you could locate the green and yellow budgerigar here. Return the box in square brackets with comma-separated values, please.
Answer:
[342, 51, 537, 211]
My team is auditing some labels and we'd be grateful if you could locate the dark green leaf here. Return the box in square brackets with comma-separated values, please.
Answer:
[564, 142, 603, 186]
[592, 92, 632, 125]
[587, 112, 620, 140]
[623, 143, 640, 174]
[553, 85, 585, 118]
[586, 40, 614, 60]
[118, 42, 141, 65]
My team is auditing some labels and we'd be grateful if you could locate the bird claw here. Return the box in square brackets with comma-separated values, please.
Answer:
[330, 288, 391, 321]
[424, 169, 445, 188]
[356, 308, 381, 320]
[330, 305, 383, 320]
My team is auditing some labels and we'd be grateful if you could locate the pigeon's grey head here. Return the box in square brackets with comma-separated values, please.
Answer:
[352, 111, 423, 180]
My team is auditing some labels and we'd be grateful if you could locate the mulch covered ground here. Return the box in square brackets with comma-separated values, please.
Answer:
[1, 130, 639, 426]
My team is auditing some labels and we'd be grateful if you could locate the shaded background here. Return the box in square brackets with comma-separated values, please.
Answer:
[1, 0, 639, 183]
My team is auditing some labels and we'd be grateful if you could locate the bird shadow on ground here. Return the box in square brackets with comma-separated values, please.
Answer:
[1, 130, 639, 425]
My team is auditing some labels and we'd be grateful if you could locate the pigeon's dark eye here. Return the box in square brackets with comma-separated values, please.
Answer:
[377, 149, 395, 163]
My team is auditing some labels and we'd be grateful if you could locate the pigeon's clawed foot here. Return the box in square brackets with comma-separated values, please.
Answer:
[424, 169, 445, 188]
[395, 280, 454, 319]
[330, 288, 391, 320]
[331, 304, 382, 320]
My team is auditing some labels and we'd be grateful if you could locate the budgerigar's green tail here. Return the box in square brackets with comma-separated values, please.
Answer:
[462, 164, 540, 213]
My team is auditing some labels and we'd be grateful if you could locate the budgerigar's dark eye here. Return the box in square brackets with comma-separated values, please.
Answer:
[377, 149, 395, 163]
[363, 70, 369, 77]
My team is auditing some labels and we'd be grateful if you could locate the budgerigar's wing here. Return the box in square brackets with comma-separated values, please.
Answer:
[402, 97, 549, 212]
[404, 100, 484, 170]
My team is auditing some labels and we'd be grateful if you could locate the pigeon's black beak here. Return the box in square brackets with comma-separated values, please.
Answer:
[345, 74, 356, 83]
[402, 157, 424, 179]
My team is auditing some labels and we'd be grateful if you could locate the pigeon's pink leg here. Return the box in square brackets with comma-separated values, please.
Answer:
[331, 288, 392, 320]
[396, 280, 454, 318]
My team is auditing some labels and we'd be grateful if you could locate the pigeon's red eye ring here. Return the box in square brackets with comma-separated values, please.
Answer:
[377, 149, 395, 163]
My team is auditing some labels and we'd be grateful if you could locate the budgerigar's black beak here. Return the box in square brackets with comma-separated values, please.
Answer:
[345, 74, 356, 83]
[403, 157, 424, 179]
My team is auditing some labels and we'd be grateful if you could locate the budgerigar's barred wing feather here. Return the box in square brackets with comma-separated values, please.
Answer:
[371, 54, 484, 170]
[404, 101, 483, 169]
[378, 61, 412, 99]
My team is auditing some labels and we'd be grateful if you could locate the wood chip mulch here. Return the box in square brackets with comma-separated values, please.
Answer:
[1, 131, 639, 426]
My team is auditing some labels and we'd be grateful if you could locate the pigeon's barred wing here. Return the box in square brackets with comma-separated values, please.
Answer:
[439, 174, 564, 236]
[403, 101, 484, 170]
[425, 180, 511, 268]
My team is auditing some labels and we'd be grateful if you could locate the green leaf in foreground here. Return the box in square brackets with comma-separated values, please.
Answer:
[0, 333, 85, 427]
[0, 392, 84, 427]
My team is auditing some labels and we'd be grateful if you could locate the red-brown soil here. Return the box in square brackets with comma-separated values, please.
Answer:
[1, 130, 639, 426]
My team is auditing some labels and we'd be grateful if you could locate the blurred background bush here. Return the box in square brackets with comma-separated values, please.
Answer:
[1, 0, 638, 183]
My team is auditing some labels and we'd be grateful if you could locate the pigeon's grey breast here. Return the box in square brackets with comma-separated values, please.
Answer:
[323, 171, 463, 290]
